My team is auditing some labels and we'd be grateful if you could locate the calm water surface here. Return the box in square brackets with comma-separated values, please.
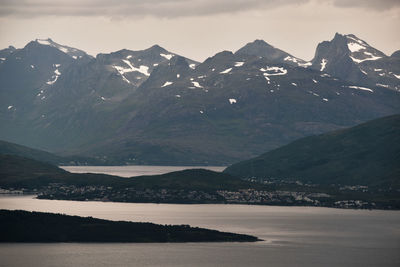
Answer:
[0, 195, 399, 267]
[61, 165, 226, 177]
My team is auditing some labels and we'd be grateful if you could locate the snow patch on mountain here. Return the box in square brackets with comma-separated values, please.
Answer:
[260, 66, 287, 76]
[347, 42, 365, 53]
[46, 66, 61, 85]
[376, 83, 389, 88]
[284, 56, 311, 68]
[192, 81, 203, 88]
[220, 68, 232, 74]
[160, 53, 173, 60]
[36, 38, 84, 58]
[122, 60, 150, 76]
[161, 81, 173, 87]
[229, 98, 237, 104]
[320, 59, 327, 71]
[235, 62, 244, 67]
[347, 85, 374, 92]
[37, 39, 51, 46]
[298, 62, 312, 68]
[284, 56, 298, 63]
[350, 56, 378, 63]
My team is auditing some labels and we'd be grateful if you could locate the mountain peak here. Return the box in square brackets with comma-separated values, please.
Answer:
[36, 38, 54, 45]
[391, 50, 400, 58]
[313, 33, 387, 64]
[235, 39, 309, 67]
[33, 38, 89, 59]
[149, 44, 163, 50]
[250, 39, 273, 47]
[235, 39, 279, 58]
[310, 33, 397, 90]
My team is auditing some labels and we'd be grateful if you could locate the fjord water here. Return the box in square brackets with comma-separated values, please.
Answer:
[1, 195, 399, 267]
[61, 165, 226, 177]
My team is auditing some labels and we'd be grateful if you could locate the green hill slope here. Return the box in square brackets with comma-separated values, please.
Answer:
[0, 140, 106, 165]
[224, 115, 400, 188]
[0, 140, 65, 165]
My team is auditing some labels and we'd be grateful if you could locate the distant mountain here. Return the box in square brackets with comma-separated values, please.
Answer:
[0, 40, 197, 152]
[224, 115, 400, 189]
[0, 40, 78, 147]
[311, 33, 400, 91]
[0, 37, 399, 165]
[0, 140, 104, 165]
[35, 38, 90, 59]
[236, 39, 311, 67]
[0, 140, 65, 164]
[82, 49, 399, 165]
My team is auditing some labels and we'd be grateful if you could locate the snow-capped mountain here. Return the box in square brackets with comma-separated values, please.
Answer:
[235, 39, 311, 68]
[0, 40, 75, 116]
[80, 48, 399, 164]
[311, 33, 400, 91]
[35, 38, 90, 60]
[0, 37, 399, 164]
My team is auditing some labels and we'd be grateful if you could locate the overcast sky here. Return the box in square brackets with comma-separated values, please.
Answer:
[0, 0, 399, 62]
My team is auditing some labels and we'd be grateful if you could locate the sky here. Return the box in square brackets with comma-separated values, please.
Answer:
[0, 0, 399, 62]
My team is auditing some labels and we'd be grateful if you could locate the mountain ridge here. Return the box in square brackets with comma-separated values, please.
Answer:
[0, 35, 399, 165]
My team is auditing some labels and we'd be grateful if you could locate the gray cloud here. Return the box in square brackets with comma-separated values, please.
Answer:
[330, 0, 400, 11]
[0, 0, 398, 18]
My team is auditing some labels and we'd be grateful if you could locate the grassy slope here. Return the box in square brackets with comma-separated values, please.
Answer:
[224, 115, 400, 188]
[0, 139, 105, 165]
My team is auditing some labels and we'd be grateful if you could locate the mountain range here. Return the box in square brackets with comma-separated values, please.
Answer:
[0, 34, 399, 165]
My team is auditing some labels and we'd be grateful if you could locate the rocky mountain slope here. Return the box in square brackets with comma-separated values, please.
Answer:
[311, 33, 400, 91]
[0, 35, 399, 165]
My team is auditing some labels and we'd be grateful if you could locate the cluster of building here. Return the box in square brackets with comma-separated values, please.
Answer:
[38, 184, 221, 203]
[334, 200, 375, 209]
[4, 182, 377, 209]
[216, 189, 329, 205]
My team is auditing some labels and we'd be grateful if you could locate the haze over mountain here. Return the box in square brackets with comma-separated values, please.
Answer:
[0, 34, 399, 165]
